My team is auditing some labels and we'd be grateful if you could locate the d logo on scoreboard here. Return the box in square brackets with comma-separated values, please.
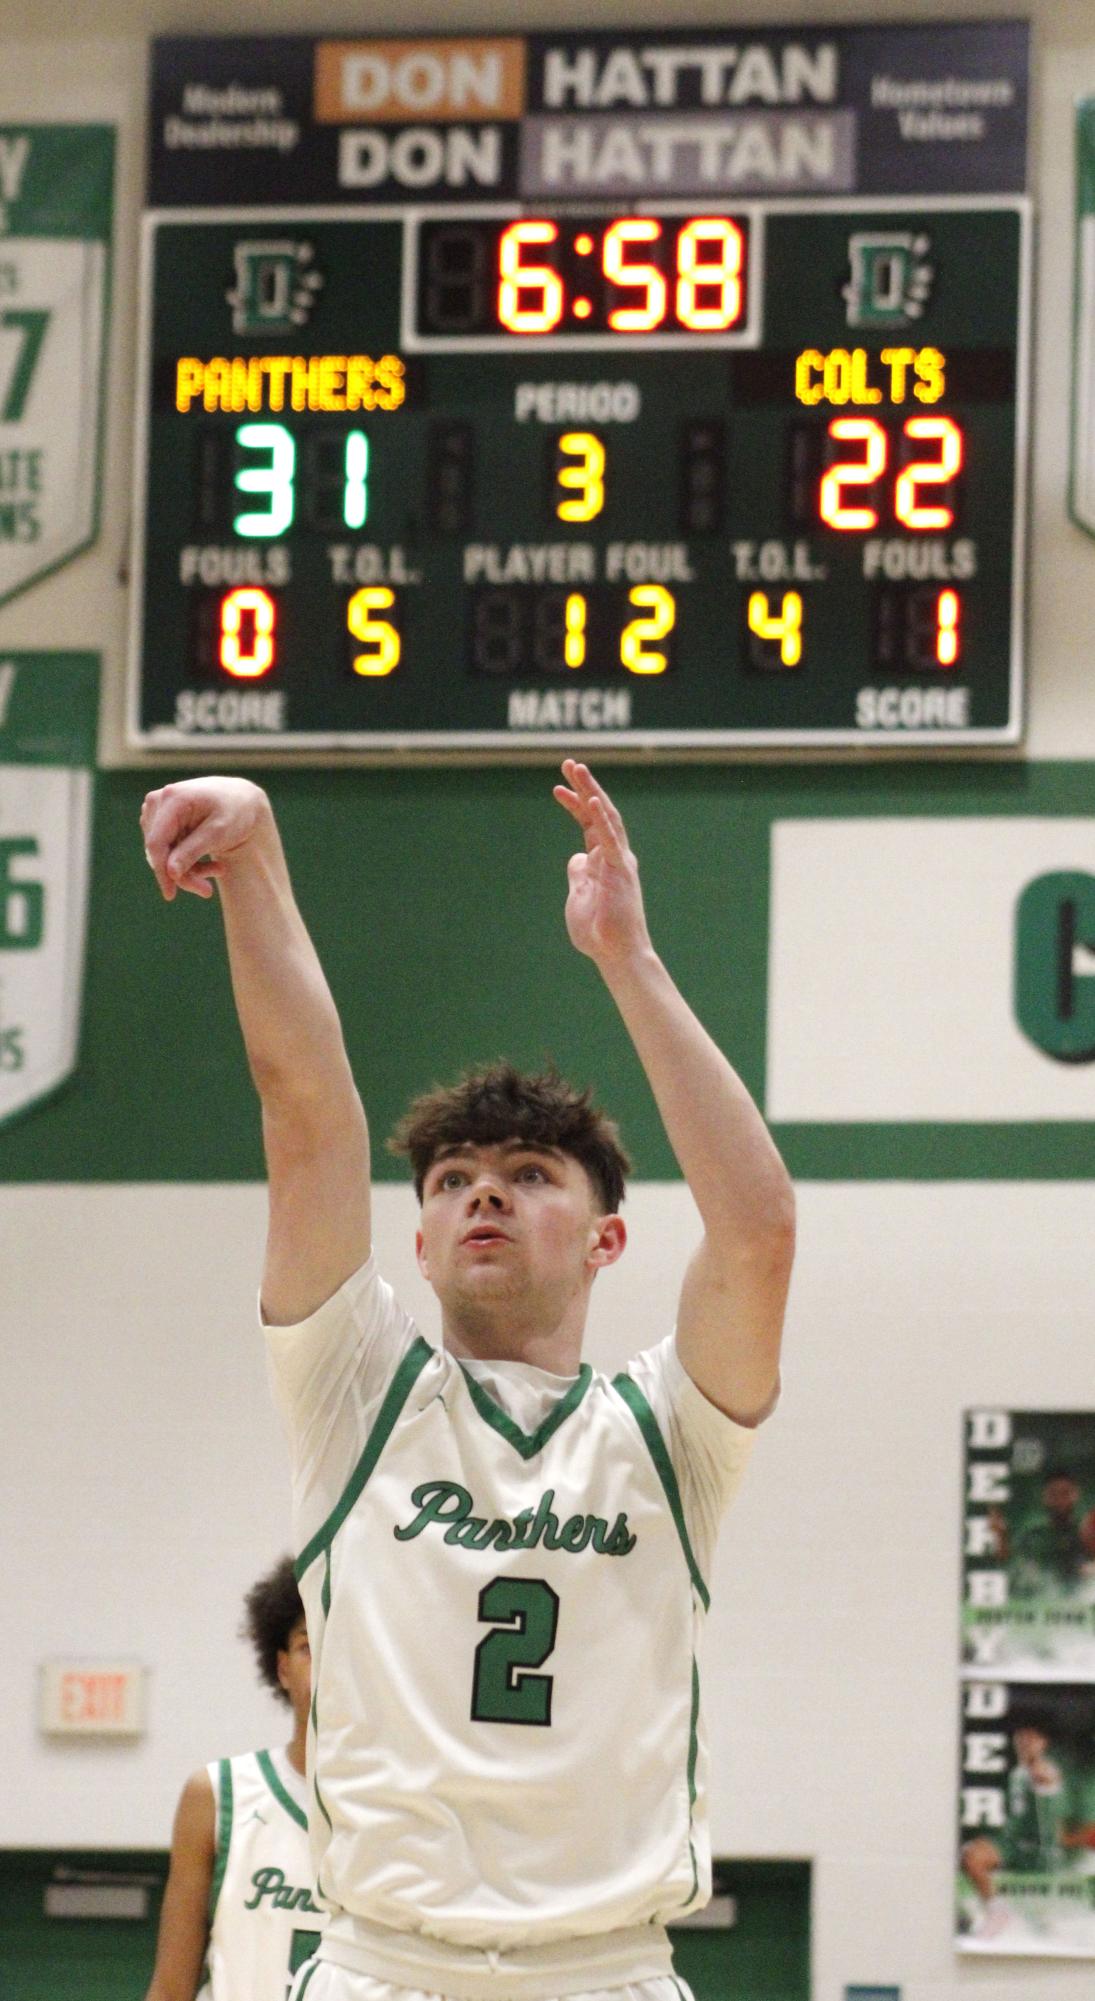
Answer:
[843, 230, 934, 328]
[0, 127, 113, 608]
[227, 240, 323, 336]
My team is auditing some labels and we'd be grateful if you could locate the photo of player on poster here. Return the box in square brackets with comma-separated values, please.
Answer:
[964, 1411, 1095, 1677]
[959, 1681, 1095, 1954]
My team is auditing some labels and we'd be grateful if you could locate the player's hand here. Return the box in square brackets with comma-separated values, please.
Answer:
[553, 760, 651, 968]
[140, 776, 269, 902]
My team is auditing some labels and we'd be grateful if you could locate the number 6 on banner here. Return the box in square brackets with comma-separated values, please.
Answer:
[0, 653, 98, 1130]
[0, 838, 45, 948]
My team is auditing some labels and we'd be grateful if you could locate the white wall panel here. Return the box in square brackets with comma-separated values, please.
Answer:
[767, 817, 1095, 1120]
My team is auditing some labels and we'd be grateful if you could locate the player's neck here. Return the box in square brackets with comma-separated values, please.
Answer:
[287, 1724, 307, 1776]
[442, 1299, 585, 1376]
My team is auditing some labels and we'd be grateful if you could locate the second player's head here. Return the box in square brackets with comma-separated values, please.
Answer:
[242, 1555, 311, 1723]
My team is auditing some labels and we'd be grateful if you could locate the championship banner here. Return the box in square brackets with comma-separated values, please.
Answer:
[1072, 101, 1095, 537]
[0, 654, 98, 1127]
[0, 127, 114, 606]
[959, 1680, 1095, 1956]
[963, 1409, 1095, 1679]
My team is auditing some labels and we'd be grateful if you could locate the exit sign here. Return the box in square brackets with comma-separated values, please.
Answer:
[40, 1660, 147, 1736]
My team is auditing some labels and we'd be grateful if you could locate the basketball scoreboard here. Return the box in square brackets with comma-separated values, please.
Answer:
[130, 25, 1031, 752]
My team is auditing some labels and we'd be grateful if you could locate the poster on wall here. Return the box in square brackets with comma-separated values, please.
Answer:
[0, 126, 114, 606]
[959, 1679, 1095, 1956]
[963, 1408, 1095, 1679]
[0, 653, 98, 1127]
[1072, 99, 1095, 536]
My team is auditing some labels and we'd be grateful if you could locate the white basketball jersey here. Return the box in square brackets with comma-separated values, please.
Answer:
[269, 1259, 756, 1959]
[197, 1747, 324, 2001]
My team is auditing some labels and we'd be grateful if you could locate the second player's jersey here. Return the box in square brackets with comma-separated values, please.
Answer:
[268, 1258, 757, 1958]
[197, 1747, 324, 2001]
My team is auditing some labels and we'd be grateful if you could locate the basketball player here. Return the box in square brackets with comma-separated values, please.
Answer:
[144, 1557, 324, 2001]
[140, 760, 795, 2001]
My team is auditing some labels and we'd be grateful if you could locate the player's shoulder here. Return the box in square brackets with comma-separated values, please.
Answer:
[569, 1335, 676, 1420]
[611, 1331, 765, 1490]
[172, 1765, 217, 1856]
[265, 1252, 432, 1440]
[579, 1338, 684, 1452]
[264, 1251, 399, 1343]
[181, 1762, 217, 1804]
[608, 1330, 680, 1403]
[218, 1746, 266, 1778]
[200, 1746, 278, 1805]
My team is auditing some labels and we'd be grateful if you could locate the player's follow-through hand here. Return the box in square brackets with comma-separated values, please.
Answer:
[141, 776, 267, 902]
[553, 760, 652, 970]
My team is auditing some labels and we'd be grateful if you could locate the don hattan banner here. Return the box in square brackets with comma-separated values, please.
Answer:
[147, 21, 1029, 208]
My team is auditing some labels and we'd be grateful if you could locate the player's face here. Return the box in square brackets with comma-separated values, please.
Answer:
[277, 1617, 312, 1726]
[1043, 1477, 1080, 1518]
[1013, 1726, 1048, 1764]
[416, 1139, 622, 1335]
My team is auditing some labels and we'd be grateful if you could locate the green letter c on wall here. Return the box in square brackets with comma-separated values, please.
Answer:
[1016, 871, 1095, 1062]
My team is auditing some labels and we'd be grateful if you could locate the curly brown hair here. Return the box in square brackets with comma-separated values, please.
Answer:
[240, 1556, 305, 1703]
[388, 1062, 630, 1214]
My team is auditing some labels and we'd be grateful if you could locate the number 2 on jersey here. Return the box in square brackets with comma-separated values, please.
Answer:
[471, 1576, 559, 1726]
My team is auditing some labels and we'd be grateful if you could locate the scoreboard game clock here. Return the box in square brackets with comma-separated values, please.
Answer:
[130, 23, 1032, 753]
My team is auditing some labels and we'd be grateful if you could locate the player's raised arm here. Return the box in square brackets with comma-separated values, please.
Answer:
[554, 759, 794, 1425]
[141, 777, 369, 1324]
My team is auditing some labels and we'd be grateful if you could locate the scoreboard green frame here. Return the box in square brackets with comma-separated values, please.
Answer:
[129, 28, 1032, 756]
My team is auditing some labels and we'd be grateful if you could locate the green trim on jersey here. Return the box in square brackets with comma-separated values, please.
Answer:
[611, 1372, 710, 1611]
[208, 1758, 233, 1922]
[687, 1658, 700, 1811]
[294, 1337, 436, 1874]
[685, 1656, 701, 1904]
[613, 1370, 708, 1915]
[257, 1748, 308, 1832]
[310, 1696, 332, 1832]
[295, 1335, 434, 1580]
[293, 1959, 321, 1999]
[459, 1361, 593, 1459]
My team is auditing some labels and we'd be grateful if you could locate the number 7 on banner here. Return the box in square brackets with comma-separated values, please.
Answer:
[0, 126, 114, 609]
